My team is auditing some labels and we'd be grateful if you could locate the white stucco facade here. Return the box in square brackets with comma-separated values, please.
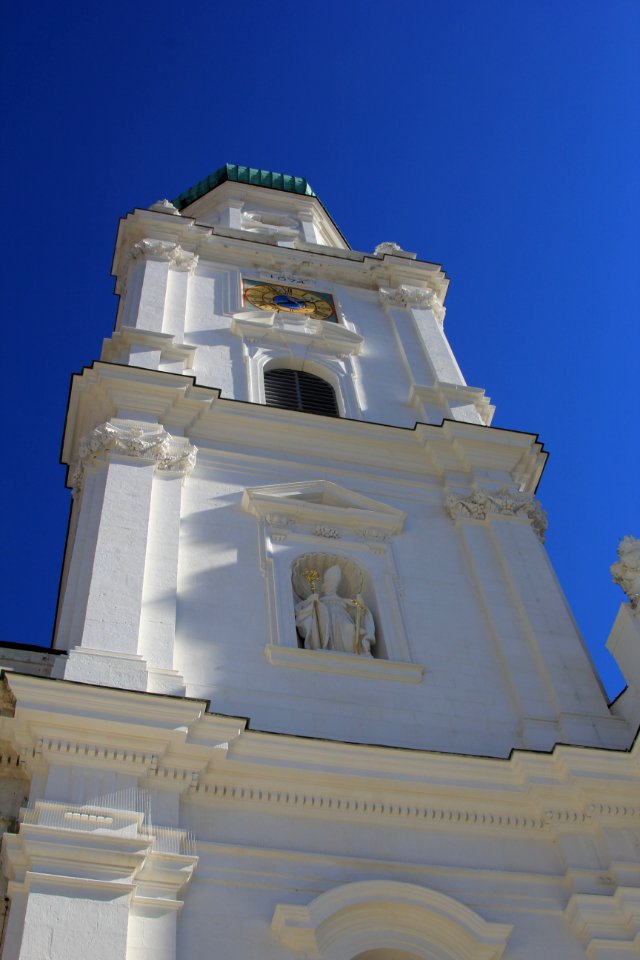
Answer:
[0, 167, 638, 958]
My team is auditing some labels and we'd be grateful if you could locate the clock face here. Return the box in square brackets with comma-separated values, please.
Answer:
[243, 279, 337, 322]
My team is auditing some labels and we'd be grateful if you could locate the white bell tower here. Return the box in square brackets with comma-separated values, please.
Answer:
[50, 162, 631, 757]
[2, 164, 638, 960]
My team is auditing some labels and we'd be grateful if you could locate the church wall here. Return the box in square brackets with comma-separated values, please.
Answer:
[173, 838, 589, 960]
[11, 177, 635, 960]
[169, 447, 622, 757]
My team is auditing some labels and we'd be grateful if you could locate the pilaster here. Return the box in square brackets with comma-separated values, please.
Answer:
[380, 284, 493, 425]
[121, 239, 198, 335]
[1, 800, 196, 960]
[56, 420, 196, 692]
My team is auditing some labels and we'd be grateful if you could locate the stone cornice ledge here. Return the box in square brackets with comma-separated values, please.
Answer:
[62, 363, 547, 492]
[265, 645, 423, 683]
[111, 208, 450, 298]
[101, 326, 196, 370]
[411, 383, 495, 426]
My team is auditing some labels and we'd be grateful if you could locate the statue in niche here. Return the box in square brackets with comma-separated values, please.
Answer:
[292, 555, 376, 656]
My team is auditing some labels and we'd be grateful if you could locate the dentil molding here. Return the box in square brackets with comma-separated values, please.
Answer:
[446, 487, 548, 542]
[72, 420, 197, 497]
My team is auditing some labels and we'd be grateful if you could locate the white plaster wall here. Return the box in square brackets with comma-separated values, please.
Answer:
[173, 829, 592, 960]
[117, 246, 461, 428]
[172, 453, 622, 757]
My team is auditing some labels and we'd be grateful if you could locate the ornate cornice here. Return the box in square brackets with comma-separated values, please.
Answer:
[446, 487, 548, 542]
[191, 777, 544, 832]
[19, 737, 159, 776]
[379, 284, 445, 323]
[72, 421, 197, 497]
[128, 238, 198, 272]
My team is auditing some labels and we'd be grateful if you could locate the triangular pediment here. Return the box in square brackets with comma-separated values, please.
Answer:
[241, 481, 406, 535]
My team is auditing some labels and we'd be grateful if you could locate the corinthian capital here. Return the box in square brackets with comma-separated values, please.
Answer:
[72, 421, 197, 497]
[128, 239, 198, 272]
[446, 487, 548, 542]
[611, 536, 640, 609]
[379, 285, 445, 323]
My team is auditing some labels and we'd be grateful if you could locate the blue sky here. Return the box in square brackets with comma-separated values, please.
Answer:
[2, 0, 638, 696]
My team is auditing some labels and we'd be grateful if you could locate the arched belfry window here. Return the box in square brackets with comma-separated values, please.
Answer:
[264, 368, 339, 417]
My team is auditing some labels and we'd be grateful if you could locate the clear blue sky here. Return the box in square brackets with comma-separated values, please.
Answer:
[2, 0, 638, 696]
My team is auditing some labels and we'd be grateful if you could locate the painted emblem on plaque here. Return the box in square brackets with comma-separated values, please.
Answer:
[243, 279, 338, 323]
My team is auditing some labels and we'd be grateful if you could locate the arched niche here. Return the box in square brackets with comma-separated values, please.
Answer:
[271, 880, 512, 960]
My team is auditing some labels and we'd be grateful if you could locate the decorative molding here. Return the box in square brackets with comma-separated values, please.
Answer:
[3, 798, 198, 906]
[312, 526, 341, 539]
[585, 803, 640, 820]
[72, 421, 197, 497]
[62, 363, 549, 495]
[565, 887, 640, 954]
[128, 238, 198, 272]
[231, 309, 363, 355]
[19, 737, 159, 775]
[611, 535, 640, 609]
[242, 480, 406, 538]
[192, 773, 544, 831]
[272, 881, 513, 960]
[100, 326, 196, 371]
[265, 644, 424, 684]
[446, 487, 548, 542]
[410, 382, 495, 426]
[380, 283, 445, 323]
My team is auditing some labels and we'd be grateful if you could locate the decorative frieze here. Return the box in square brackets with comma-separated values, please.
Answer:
[128, 238, 198, 272]
[312, 526, 341, 539]
[193, 777, 542, 831]
[72, 421, 197, 497]
[611, 535, 640, 609]
[446, 487, 548, 542]
[379, 284, 445, 323]
[19, 737, 159, 774]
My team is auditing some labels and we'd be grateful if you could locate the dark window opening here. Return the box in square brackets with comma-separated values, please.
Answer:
[264, 368, 339, 417]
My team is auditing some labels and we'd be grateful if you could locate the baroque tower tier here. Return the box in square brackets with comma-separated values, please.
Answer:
[1, 164, 638, 960]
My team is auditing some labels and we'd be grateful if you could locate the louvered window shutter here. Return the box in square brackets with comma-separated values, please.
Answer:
[264, 369, 339, 417]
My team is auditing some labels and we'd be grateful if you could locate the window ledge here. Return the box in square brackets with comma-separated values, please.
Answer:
[264, 645, 424, 683]
[231, 311, 363, 355]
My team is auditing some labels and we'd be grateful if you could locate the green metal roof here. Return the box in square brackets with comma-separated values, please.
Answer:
[173, 164, 316, 210]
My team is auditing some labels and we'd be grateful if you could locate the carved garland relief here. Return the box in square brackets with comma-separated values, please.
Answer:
[379, 284, 445, 324]
[72, 421, 197, 497]
[446, 487, 548, 542]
